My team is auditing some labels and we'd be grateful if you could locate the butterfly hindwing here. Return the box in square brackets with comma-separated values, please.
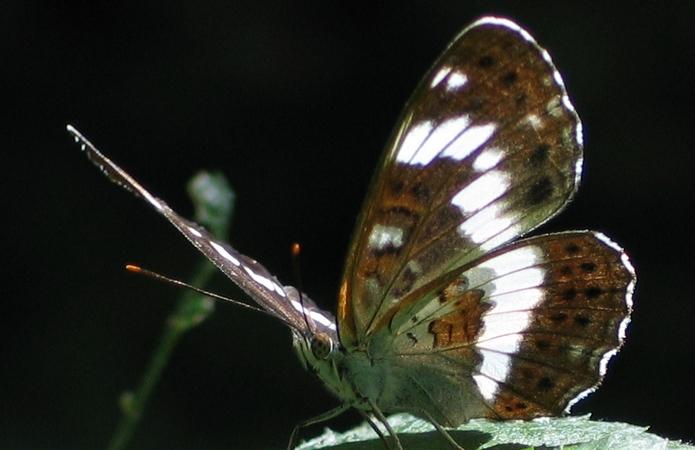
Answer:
[338, 18, 583, 347]
[385, 231, 634, 422]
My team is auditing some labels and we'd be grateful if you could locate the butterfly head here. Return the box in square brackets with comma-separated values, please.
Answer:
[308, 332, 334, 360]
[283, 286, 340, 365]
[291, 326, 358, 402]
[293, 329, 339, 368]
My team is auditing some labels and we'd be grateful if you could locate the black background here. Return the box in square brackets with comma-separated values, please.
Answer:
[4, 1, 695, 449]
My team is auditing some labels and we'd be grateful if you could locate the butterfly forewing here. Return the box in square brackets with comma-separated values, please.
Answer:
[338, 18, 583, 347]
[385, 231, 634, 422]
[68, 126, 333, 336]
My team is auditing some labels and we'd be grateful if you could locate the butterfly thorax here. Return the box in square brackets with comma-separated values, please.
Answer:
[292, 330, 394, 411]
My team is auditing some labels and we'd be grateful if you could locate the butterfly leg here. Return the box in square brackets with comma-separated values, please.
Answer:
[356, 410, 394, 450]
[286, 404, 349, 450]
[419, 409, 465, 450]
[367, 398, 404, 450]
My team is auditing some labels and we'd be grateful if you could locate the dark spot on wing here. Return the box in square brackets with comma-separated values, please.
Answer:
[563, 288, 577, 301]
[410, 182, 430, 202]
[501, 70, 518, 85]
[580, 262, 596, 273]
[565, 243, 581, 255]
[560, 265, 573, 276]
[585, 287, 603, 299]
[574, 315, 591, 327]
[528, 144, 550, 167]
[550, 312, 567, 323]
[537, 376, 555, 391]
[478, 55, 495, 68]
[526, 176, 554, 205]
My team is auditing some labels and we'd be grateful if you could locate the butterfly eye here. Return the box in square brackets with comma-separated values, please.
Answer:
[309, 333, 333, 360]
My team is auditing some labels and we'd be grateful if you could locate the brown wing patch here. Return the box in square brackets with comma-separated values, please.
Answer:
[429, 288, 488, 348]
[488, 389, 549, 419]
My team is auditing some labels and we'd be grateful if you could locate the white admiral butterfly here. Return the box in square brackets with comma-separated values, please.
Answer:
[70, 17, 634, 450]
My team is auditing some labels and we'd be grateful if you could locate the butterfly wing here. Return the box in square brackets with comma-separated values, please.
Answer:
[385, 231, 634, 423]
[338, 18, 583, 347]
[68, 126, 335, 336]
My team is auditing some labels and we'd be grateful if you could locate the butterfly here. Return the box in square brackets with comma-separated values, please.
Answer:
[69, 16, 635, 450]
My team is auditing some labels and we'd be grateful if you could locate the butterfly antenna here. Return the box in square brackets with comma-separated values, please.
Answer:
[291, 243, 314, 336]
[125, 264, 269, 316]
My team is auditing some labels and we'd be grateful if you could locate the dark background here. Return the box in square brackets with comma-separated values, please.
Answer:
[4, 1, 695, 449]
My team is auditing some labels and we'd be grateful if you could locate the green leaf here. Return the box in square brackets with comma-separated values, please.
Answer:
[295, 414, 693, 450]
